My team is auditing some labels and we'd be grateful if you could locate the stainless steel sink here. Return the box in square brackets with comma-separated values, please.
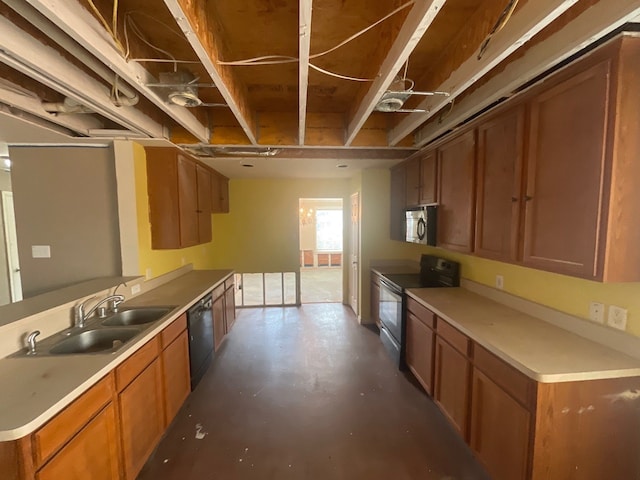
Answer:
[49, 328, 141, 355]
[101, 307, 173, 327]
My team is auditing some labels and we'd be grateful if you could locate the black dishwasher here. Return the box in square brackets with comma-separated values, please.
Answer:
[187, 293, 214, 390]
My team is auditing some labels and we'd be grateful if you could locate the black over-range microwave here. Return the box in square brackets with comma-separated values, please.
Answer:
[405, 205, 437, 245]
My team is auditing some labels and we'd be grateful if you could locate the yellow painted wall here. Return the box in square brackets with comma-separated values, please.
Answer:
[366, 168, 640, 338]
[133, 143, 216, 278]
[208, 177, 350, 275]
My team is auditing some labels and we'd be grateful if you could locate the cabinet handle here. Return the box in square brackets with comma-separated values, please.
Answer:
[524, 195, 533, 201]
[511, 197, 518, 202]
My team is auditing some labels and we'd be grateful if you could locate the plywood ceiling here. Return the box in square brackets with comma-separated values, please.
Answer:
[0, 0, 635, 173]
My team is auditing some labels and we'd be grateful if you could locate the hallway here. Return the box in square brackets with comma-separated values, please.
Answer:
[139, 305, 490, 480]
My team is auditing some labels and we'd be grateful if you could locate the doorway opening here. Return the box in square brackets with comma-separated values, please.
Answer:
[299, 198, 343, 304]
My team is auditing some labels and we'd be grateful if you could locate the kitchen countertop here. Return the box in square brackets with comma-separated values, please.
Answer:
[407, 288, 640, 383]
[0, 269, 233, 442]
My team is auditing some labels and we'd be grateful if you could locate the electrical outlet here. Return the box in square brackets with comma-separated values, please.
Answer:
[145, 268, 152, 280]
[608, 305, 628, 331]
[589, 302, 605, 323]
[181, 257, 187, 266]
[495, 275, 504, 290]
[131, 284, 141, 295]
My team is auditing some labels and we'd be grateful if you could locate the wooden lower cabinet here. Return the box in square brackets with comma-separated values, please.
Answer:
[434, 336, 471, 438]
[161, 330, 190, 426]
[405, 311, 435, 395]
[470, 368, 531, 480]
[36, 404, 120, 480]
[118, 358, 164, 480]
[224, 282, 236, 333]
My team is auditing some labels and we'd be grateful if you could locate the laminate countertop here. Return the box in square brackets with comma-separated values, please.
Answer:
[0, 269, 233, 441]
[407, 288, 640, 383]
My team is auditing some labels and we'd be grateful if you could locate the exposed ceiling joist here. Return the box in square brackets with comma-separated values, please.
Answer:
[0, 82, 103, 134]
[298, 0, 312, 145]
[163, 0, 258, 145]
[22, 0, 210, 143]
[389, 0, 580, 146]
[0, 15, 163, 138]
[345, 0, 446, 146]
[414, 0, 640, 147]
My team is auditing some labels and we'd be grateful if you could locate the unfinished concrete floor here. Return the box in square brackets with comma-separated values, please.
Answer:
[139, 304, 490, 480]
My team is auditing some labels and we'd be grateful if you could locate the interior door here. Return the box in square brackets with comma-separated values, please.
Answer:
[2, 191, 22, 302]
[349, 192, 359, 317]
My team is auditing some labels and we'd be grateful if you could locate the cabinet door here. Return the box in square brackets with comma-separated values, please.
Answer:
[390, 165, 406, 241]
[211, 173, 230, 214]
[37, 404, 120, 480]
[405, 157, 421, 207]
[196, 164, 212, 244]
[213, 295, 226, 350]
[475, 106, 525, 261]
[161, 330, 190, 426]
[470, 368, 531, 480]
[419, 150, 437, 205]
[437, 130, 476, 252]
[523, 61, 610, 278]
[434, 336, 471, 438]
[405, 312, 435, 395]
[118, 359, 164, 480]
[177, 155, 199, 248]
[224, 285, 236, 332]
[146, 148, 181, 249]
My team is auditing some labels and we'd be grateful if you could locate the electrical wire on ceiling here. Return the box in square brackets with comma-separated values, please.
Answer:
[215, 0, 415, 82]
[477, 0, 520, 60]
[123, 12, 178, 72]
[85, 0, 125, 54]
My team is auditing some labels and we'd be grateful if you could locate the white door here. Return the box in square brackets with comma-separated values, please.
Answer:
[349, 192, 359, 316]
[2, 191, 22, 302]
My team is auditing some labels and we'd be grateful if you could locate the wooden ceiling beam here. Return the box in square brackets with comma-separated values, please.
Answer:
[163, 0, 258, 145]
[21, 0, 209, 142]
[389, 0, 580, 146]
[344, 0, 446, 146]
[298, 0, 313, 145]
[0, 15, 163, 137]
[414, 0, 640, 147]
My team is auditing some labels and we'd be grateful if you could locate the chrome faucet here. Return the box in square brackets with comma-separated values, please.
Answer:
[26, 330, 40, 355]
[75, 294, 125, 328]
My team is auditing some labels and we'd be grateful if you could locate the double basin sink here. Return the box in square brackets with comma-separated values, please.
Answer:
[18, 306, 176, 356]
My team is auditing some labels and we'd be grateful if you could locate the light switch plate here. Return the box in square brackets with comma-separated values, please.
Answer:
[608, 305, 628, 331]
[131, 284, 141, 295]
[495, 275, 504, 290]
[31, 245, 51, 258]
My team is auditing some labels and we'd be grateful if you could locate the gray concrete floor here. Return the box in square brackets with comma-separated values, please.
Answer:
[139, 305, 490, 480]
[300, 268, 342, 304]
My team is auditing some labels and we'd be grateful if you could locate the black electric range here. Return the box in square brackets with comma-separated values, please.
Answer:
[378, 255, 460, 368]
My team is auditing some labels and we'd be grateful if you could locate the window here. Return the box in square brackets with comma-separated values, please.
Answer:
[315, 210, 342, 251]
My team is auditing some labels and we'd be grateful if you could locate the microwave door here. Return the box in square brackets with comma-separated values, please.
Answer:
[417, 217, 426, 241]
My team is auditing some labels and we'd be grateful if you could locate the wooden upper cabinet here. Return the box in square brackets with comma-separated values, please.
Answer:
[177, 155, 199, 248]
[146, 147, 214, 249]
[437, 130, 476, 252]
[523, 61, 610, 279]
[419, 150, 437, 205]
[211, 172, 230, 214]
[405, 156, 421, 207]
[389, 164, 406, 241]
[196, 164, 212, 244]
[475, 106, 525, 261]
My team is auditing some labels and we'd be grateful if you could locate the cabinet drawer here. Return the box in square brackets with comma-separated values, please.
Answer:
[224, 276, 234, 290]
[33, 373, 114, 467]
[437, 319, 470, 356]
[473, 345, 536, 410]
[116, 337, 160, 391]
[212, 284, 224, 300]
[160, 313, 187, 349]
[406, 297, 435, 329]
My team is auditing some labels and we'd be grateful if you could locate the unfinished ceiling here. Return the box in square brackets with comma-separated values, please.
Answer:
[0, 0, 639, 175]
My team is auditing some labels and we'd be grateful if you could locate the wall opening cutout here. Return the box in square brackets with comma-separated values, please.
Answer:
[299, 198, 343, 303]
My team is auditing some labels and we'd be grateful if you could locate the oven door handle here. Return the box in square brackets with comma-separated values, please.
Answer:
[379, 277, 402, 296]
